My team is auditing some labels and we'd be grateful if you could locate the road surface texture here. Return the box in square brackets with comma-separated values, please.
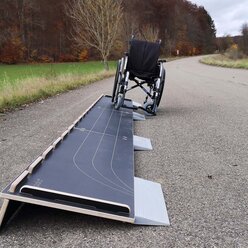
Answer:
[0, 56, 248, 247]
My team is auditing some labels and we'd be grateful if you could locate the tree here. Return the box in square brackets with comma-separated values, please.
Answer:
[0, 0, 218, 63]
[1, 29, 25, 64]
[66, 0, 123, 70]
[241, 23, 248, 55]
[217, 35, 233, 52]
[138, 24, 159, 42]
[120, 2, 139, 47]
[122, 0, 216, 56]
[196, 6, 216, 54]
[0, 0, 14, 47]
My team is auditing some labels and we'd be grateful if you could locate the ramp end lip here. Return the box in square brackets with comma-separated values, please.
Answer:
[20, 185, 131, 216]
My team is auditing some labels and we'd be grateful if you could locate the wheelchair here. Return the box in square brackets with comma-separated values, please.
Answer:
[112, 38, 166, 115]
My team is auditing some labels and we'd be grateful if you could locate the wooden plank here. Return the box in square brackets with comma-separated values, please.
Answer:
[9, 171, 29, 193]
[41, 146, 54, 159]
[52, 137, 62, 148]
[28, 156, 43, 174]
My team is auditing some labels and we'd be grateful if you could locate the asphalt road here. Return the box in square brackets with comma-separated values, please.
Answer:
[0, 56, 248, 247]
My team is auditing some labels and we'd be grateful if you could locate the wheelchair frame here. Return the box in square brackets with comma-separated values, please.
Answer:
[112, 41, 166, 115]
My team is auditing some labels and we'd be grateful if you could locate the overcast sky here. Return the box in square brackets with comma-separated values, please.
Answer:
[189, 0, 248, 37]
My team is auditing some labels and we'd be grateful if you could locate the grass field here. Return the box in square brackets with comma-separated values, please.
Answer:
[200, 55, 248, 69]
[0, 61, 115, 112]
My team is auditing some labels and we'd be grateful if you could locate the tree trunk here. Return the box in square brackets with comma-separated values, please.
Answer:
[103, 57, 109, 71]
[17, 0, 25, 44]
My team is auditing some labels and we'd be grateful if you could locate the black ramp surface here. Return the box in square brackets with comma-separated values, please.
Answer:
[14, 96, 135, 217]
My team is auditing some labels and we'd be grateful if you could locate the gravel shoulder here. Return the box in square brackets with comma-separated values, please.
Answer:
[0, 56, 248, 247]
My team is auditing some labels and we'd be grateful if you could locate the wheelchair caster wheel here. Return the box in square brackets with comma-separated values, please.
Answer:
[145, 104, 153, 112]
[144, 102, 156, 115]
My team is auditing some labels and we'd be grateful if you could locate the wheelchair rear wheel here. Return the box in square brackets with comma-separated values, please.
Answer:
[156, 69, 165, 107]
[112, 60, 121, 103]
[112, 60, 126, 110]
[115, 92, 125, 110]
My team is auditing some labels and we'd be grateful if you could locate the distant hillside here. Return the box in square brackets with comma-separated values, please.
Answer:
[123, 0, 216, 56]
[0, 0, 216, 64]
[216, 35, 242, 51]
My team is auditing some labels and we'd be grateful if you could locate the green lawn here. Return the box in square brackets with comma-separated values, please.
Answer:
[200, 55, 248, 69]
[0, 61, 116, 112]
[0, 61, 115, 88]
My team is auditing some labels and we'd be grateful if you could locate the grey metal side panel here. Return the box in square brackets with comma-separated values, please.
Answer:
[134, 177, 170, 226]
[132, 101, 142, 108]
[133, 112, 146, 121]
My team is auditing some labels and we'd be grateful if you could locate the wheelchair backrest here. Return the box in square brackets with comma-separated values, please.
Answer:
[127, 39, 160, 76]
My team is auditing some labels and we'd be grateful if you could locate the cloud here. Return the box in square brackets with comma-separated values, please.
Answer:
[189, 0, 248, 36]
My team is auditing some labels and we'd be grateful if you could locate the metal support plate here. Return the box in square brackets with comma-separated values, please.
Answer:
[132, 101, 142, 108]
[133, 112, 146, 121]
[133, 135, 153, 151]
[134, 177, 170, 226]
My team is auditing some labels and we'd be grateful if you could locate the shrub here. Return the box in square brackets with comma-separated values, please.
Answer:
[176, 42, 191, 56]
[0, 37, 25, 64]
[110, 40, 125, 59]
[38, 55, 54, 63]
[79, 49, 89, 62]
[225, 44, 244, 60]
[58, 54, 77, 62]
[28, 49, 38, 63]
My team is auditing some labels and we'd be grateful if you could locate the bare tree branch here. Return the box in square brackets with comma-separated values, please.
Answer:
[66, 0, 123, 70]
[139, 24, 159, 42]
